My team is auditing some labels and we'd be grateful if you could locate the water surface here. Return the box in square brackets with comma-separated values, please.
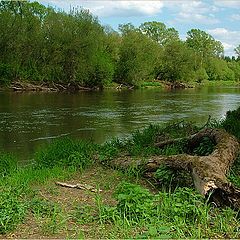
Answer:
[0, 87, 239, 161]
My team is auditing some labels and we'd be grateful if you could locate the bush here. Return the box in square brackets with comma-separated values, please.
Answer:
[195, 68, 209, 83]
[114, 182, 154, 221]
[221, 106, 240, 140]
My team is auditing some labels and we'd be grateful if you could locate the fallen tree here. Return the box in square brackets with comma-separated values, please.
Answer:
[109, 128, 240, 209]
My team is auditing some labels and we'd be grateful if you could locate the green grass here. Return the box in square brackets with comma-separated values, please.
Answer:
[0, 188, 27, 234]
[0, 152, 17, 177]
[0, 108, 240, 238]
[139, 81, 163, 88]
[35, 138, 97, 170]
[197, 80, 239, 87]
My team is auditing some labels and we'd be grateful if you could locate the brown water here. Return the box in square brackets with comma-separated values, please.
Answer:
[0, 86, 240, 161]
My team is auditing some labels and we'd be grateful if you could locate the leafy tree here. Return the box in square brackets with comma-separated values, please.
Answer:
[115, 30, 160, 85]
[235, 45, 240, 60]
[156, 41, 195, 83]
[228, 61, 240, 81]
[186, 29, 224, 67]
[118, 23, 137, 36]
[206, 58, 235, 81]
[194, 68, 209, 83]
[139, 21, 179, 46]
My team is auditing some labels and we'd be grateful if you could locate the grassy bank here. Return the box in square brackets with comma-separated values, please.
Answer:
[195, 80, 240, 87]
[0, 108, 240, 239]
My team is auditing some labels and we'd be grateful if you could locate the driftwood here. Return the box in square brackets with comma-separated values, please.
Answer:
[110, 128, 240, 209]
[10, 81, 94, 92]
[55, 181, 102, 193]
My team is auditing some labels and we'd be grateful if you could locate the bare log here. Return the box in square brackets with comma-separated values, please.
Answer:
[110, 128, 240, 209]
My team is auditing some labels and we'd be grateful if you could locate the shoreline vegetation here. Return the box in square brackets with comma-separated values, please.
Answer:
[1, 1, 240, 91]
[0, 107, 240, 239]
[0, 79, 239, 93]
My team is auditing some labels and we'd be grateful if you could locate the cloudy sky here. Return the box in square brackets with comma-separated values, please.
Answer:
[39, 0, 240, 56]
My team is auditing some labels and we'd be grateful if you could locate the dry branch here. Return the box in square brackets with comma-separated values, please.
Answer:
[55, 181, 102, 193]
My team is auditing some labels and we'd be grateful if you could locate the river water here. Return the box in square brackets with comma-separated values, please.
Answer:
[0, 86, 240, 160]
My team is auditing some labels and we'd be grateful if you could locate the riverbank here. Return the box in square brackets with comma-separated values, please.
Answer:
[1, 79, 239, 93]
[0, 107, 240, 239]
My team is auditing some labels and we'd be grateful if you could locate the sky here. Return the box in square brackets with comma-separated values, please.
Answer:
[38, 0, 240, 56]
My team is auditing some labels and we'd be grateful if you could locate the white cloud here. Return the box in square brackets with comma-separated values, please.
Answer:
[46, 0, 164, 17]
[166, 1, 219, 25]
[213, 0, 240, 8]
[208, 28, 240, 55]
[177, 12, 219, 24]
[231, 14, 240, 21]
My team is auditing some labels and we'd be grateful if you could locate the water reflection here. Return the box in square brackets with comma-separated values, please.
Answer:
[0, 87, 239, 160]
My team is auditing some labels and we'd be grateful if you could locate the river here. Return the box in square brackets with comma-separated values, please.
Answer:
[0, 86, 240, 161]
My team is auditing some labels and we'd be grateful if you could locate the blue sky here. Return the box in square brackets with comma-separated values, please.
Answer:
[39, 0, 240, 56]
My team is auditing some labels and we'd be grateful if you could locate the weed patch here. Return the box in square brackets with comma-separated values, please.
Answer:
[35, 138, 96, 169]
[0, 188, 27, 234]
[0, 152, 17, 177]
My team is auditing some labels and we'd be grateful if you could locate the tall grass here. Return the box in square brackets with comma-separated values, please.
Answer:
[0, 152, 17, 177]
[35, 138, 96, 170]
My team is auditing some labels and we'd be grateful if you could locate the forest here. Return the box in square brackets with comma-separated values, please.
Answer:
[1, 1, 240, 89]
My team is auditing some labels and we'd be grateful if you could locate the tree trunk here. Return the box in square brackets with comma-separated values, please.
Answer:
[109, 128, 240, 209]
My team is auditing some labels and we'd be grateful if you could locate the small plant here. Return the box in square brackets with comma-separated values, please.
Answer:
[30, 198, 56, 218]
[155, 165, 193, 188]
[72, 205, 97, 224]
[114, 182, 154, 222]
[35, 138, 96, 169]
[228, 154, 240, 188]
[0, 152, 17, 177]
[222, 107, 240, 140]
[98, 138, 123, 162]
[0, 188, 27, 234]
[192, 137, 215, 156]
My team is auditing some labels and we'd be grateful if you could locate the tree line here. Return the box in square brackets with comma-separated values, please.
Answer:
[0, 1, 240, 88]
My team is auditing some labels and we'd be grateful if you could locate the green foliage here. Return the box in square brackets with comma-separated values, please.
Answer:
[155, 165, 192, 188]
[30, 198, 57, 218]
[0, 2, 114, 87]
[35, 138, 96, 169]
[206, 57, 235, 81]
[0, 189, 27, 234]
[221, 106, 240, 140]
[99, 138, 124, 162]
[228, 154, 240, 188]
[114, 30, 161, 85]
[194, 68, 209, 83]
[72, 205, 97, 224]
[228, 61, 240, 81]
[0, 152, 17, 177]
[114, 182, 154, 221]
[186, 29, 224, 59]
[139, 21, 179, 45]
[192, 137, 215, 156]
[0, 2, 236, 86]
[157, 41, 196, 83]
